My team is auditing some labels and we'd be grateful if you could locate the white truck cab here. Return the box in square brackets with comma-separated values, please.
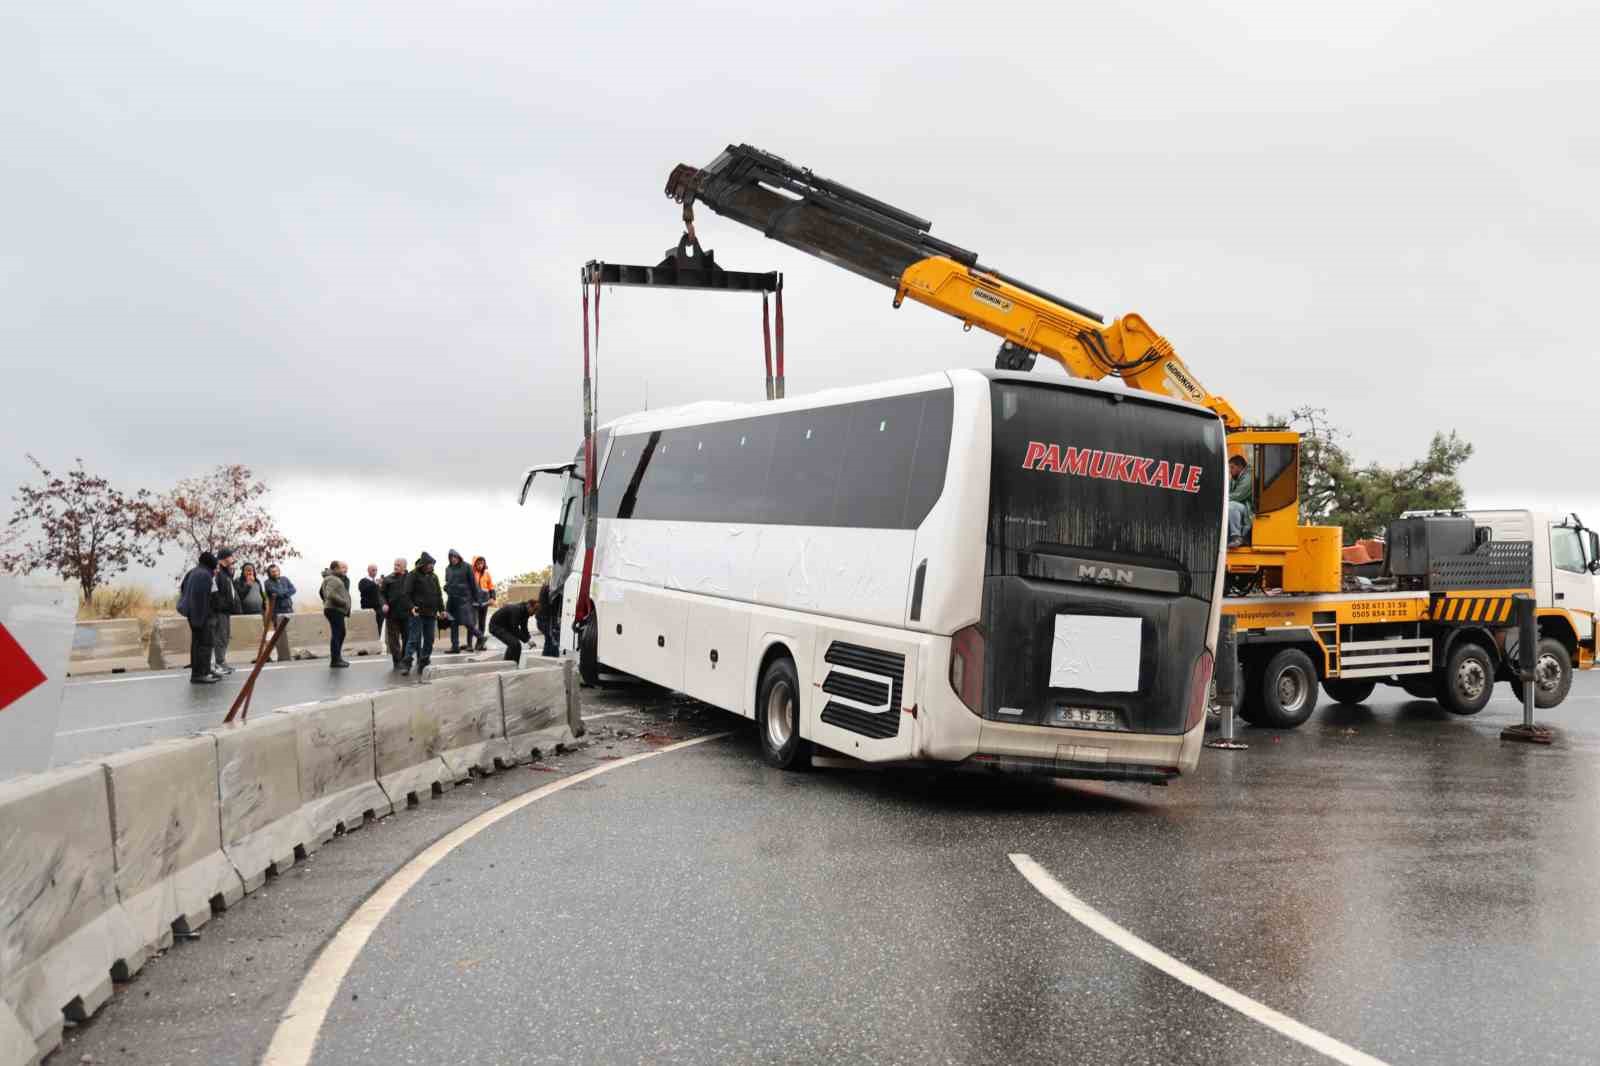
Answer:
[1461, 510, 1598, 643]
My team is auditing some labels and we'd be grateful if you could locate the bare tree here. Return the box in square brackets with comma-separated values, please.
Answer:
[0, 455, 165, 601]
[153, 464, 299, 571]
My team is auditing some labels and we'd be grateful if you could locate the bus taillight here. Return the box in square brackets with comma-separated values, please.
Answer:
[949, 624, 987, 714]
[1185, 649, 1215, 731]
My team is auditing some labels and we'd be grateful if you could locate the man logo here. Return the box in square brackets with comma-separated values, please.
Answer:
[1079, 564, 1135, 585]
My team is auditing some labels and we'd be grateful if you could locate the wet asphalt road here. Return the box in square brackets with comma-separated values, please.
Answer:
[53, 646, 504, 764]
[296, 673, 1600, 1066]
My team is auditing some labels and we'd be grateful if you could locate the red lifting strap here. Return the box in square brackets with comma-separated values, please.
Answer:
[761, 293, 774, 401]
[774, 281, 785, 399]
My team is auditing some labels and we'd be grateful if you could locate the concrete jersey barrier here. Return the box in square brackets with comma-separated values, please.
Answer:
[0, 764, 138, 1062]
[147, 609, 394, 670]
[101, 737, 245, 968]
[208, 715, 317, 893]
[0, 659, 580, 1063]
[67, 618, 146, 676]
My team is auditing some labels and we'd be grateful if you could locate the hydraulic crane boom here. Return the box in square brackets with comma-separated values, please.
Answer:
[663, 144, 1343, 595]
[665, 144, 1242, 428]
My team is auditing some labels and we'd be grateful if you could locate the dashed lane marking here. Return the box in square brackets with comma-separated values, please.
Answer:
[1008, 853, 1390, 1066]
[262, 731, 731, 1066]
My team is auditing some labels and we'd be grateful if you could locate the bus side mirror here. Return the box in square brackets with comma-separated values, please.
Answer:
[552, 522, 564, 565]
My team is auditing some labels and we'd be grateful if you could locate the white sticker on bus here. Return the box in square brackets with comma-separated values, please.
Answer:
[1049, 615, 1140, 692]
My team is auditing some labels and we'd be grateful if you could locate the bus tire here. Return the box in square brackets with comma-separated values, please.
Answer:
[756, 654, 812, 771]
[578, 615, 601, 687]
[1254, 648, 1319, 728]
[1438, 641, 1494, 716]
[1508, 637, 1573, 709]
[1322, 679, 1377, 705]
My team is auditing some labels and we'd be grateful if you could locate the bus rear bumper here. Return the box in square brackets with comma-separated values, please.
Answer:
[958, 717, 1204, 784]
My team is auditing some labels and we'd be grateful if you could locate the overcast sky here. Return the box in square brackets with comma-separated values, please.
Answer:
[3, 1, 1596, 596]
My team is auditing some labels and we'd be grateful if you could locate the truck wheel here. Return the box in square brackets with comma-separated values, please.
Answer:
[1253, 648, 1320, 728]
[1508, 637, 1573, 709]
[1438, 642, 1494, 715]
[1322, 679, 1377, 705]
[756, 655, 812, 771]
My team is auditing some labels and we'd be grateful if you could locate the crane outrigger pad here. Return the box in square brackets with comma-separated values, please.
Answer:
[582, 236, 779, 293]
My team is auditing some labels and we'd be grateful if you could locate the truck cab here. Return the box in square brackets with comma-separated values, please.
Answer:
[1460, 510, 1598, 646]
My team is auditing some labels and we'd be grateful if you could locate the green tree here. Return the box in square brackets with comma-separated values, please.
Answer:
[1269, 407, 1473, 543]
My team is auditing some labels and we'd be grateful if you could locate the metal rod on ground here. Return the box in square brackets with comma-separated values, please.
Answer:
[1501, 593, 1552, 744]
[224, 612, 287, 724]
[1206, 617, 1247, 750]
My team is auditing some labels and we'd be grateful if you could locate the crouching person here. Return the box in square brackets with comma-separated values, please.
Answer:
[489, 598, 534, 666]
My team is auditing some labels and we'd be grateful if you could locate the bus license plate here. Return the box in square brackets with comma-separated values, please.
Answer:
[1054, 706, 1120, 728]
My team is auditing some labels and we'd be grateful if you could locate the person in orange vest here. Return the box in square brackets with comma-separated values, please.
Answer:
[472, 555, 496, 652]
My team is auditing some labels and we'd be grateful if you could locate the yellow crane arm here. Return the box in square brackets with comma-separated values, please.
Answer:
[665, 144, 1242, 429]
[895, 256, 1242, 428]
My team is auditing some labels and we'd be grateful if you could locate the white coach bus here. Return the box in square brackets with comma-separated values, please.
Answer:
[521, 369, 1228, 784]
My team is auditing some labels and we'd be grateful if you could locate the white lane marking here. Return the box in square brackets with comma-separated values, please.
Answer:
[1008, 854, 1390, 1066]
[56, 711, 220, 737]
[582, 709, 634, 721]
[262, 731, 730, 1066]
[68, 659, 392, 686]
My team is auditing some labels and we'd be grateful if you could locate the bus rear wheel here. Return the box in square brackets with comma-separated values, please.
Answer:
[1438, 641, 1494, 716]
[1322, 679, 1376, 705]
[1508, 637, 1573, 709]
[1251, 648, 1320, 728]
[757, 655, 812, 771]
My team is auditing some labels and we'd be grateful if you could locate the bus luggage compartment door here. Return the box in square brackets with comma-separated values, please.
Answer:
[809, 630, 918, 761]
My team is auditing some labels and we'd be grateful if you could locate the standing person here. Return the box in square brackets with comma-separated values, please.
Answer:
[358, 564, 384, 639]
[380, 557, 410, 668]
[402, 552, 444, 675]
[178, 551, 218, 684]
[320, 561, 352, 668]
[236, 562, 266, 620]
[265, 563, 296, 644]
[471, 556, 495, 652]
[488, 598, 533, 665]
[210, 548, 240, 675]
[442, 549, 482, 653]
[536, 582, 560, 658]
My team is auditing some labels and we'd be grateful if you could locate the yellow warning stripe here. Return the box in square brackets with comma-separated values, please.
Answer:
[1431, 595, 1516, 624]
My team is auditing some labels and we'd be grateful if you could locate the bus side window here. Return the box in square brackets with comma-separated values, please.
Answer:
[1256, 443, 1298, 515]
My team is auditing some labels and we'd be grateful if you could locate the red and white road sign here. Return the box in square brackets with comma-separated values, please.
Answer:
[0, 574, 76, 781]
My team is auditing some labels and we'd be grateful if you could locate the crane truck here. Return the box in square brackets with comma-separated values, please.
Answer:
[653, 144, 1596, 726]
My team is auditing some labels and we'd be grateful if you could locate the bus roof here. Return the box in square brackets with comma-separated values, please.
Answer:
[599, 367, 1219, 437]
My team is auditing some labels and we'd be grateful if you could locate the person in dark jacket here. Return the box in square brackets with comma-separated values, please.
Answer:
[179, 551, 218, 684]
[210, 547, 239, 675]
[442, 549, 481, 653]
[358, 564, 384, 639]
[536, 582, 560, 657]
[401, 552, 444, 675]
[320, 561, 352, 667]
[236, 562, 266, 619]
[488, 599, 534, 665]
[380, 557, 410, 667]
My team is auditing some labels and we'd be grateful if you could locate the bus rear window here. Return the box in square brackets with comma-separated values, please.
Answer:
[987, 383, 1225, 601]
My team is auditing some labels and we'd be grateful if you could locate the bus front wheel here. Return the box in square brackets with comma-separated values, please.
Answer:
[757, 655, 813, 771]
[578, 615, 600, 687]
